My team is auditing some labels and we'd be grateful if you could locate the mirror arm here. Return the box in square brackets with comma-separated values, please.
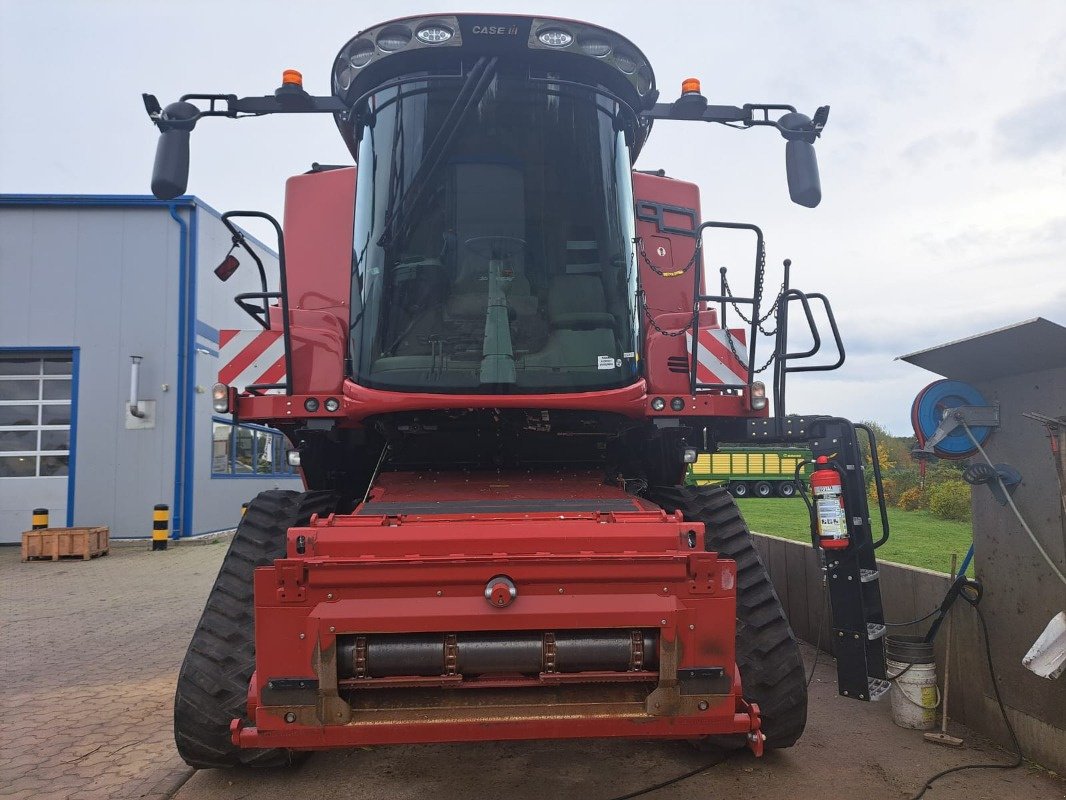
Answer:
[641, 100, 828, 142]
[143, 90, 348, 131]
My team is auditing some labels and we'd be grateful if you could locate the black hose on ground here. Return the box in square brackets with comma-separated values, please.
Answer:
[908, 587, 1023, 799]
[603, 750, 728, 800]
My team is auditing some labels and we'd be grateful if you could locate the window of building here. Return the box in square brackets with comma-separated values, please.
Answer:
[211, 418, 297, 477]
[0, 352, 74, 478]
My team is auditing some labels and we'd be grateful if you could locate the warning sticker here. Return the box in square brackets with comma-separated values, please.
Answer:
[597, 355, 615, 370]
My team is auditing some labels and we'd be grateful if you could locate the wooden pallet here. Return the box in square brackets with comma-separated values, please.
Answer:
[21, 527, 110, 562]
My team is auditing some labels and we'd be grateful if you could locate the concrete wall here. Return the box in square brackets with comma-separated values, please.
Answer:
[752, 532, 1066, 773]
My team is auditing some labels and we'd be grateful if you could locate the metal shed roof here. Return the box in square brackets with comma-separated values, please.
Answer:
[898, 317, 1066, 381]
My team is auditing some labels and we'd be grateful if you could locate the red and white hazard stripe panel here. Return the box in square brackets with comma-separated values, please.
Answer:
[684, 328, 749, 386]
[218, 330, 287, 392]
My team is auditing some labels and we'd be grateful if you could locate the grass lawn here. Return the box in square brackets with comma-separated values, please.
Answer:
[736, 497, 973, 575]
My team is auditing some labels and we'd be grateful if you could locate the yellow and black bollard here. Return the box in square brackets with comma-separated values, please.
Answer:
[152, 504, 170, 551]
[241, 502, 249, 516]
[32, 508, 49, 530]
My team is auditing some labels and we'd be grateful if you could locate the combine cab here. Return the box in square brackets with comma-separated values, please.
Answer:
[146, 13, 891, 768]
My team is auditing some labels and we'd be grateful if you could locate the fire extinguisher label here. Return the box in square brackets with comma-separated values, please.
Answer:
[815, 491, 847, 538]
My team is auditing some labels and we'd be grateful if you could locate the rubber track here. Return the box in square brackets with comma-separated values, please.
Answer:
[173, 490, 336, 768]
[649, 485, 808, 748]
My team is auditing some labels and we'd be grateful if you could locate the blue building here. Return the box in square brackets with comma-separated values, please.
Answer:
[0, 195, 301, 543]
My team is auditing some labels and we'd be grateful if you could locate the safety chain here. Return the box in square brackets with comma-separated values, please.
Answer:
[718, 308, 778, 376]
[635, 235, 702, 278]
[722, 272, 784, 337]
[640, 291, 695, 337]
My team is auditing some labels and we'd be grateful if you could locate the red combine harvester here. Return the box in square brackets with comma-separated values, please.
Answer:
[145, 13, 892, 768]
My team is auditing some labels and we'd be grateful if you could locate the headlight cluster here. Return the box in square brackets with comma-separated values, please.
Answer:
[650, 396, 690, 412]
[303, 397, 342, 413]
[332, 15, 655, 100]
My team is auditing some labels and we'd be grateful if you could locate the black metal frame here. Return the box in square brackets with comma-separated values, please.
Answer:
[685, 223, 845, 409]
[769, 415, 891, 700]
[218, 211, 294, 396]
[689, 221, 763, 395]
[770, 260, 845, 418]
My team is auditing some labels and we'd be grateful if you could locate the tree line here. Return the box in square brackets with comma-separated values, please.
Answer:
[858, 421, 972, 522]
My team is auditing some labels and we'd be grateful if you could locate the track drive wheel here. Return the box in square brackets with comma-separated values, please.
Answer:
[173, 490, 337, 768]
[649, 485, 807, 748]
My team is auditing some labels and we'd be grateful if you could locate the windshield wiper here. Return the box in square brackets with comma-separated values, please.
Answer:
[377, 56, 498, 250]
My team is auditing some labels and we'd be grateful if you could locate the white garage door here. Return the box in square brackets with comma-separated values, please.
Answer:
[0, 351, 75, 543]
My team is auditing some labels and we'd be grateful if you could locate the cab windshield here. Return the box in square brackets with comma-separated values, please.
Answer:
[349, 69, 640, 393]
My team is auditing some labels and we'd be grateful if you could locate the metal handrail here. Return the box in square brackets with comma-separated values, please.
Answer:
[219, 211, 294, 396]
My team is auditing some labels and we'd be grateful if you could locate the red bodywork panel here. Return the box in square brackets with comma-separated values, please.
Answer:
[633, 172, 762, 416]
[236, 471, 762, 752]
[633, 172, 702, 317]
[283, 168, 355, 322]
[266, 168, 357, 396]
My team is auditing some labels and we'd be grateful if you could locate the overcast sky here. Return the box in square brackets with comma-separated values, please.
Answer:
[2, 0, 1063, 434]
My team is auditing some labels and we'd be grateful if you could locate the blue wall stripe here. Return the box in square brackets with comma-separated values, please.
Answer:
[182, 207, 200, 538]
[66, 348, 80, 526]
[169, 204, 191, 539]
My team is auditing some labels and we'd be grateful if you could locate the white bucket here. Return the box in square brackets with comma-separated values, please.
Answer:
[886, 634, 939, 729]
[887, 658, 939, 729]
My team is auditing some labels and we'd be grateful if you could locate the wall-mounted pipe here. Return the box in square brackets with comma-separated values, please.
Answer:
[129, 355, 146, 418]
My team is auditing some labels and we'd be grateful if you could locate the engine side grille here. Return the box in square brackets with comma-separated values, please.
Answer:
[667, 356, 689, 374]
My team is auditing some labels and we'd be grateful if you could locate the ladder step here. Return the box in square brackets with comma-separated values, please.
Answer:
[868, 677, 892, 702]
[866, 623, 886, 640]
[860, 568, 879, 583]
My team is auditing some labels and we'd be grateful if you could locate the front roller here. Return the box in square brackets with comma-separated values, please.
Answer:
[649, 485, 808, 748]
[173, 490, 336, 768]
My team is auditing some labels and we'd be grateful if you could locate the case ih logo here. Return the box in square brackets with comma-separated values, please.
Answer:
[472, 24, 519, 35]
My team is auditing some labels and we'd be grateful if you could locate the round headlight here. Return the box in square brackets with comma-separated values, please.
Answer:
[614, 50, 638, 74]
[416, 24, 453, 44]
[304, 398, 320, 413]
[670, 397, 685, 411]
[578, 37, 612, 57]
[635, 65, 653, 94]
[538, 28, 573, 47]
[376, 25, 412, 52]
[324, 397, 340, 413]
[651, 397, 666, 411]
[348, 40, 375, 68]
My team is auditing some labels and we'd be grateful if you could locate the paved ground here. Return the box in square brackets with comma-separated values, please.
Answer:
[1, 543, 1063, 800]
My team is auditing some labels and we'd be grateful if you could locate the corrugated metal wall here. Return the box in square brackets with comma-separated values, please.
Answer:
[0, 198, 301, 541]
[0, 203, 180, 540]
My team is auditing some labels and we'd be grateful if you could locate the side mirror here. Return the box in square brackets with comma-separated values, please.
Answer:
[785, 140, 821, 208]
[777, 112, 822, 208]
[151, 101, 199, 200]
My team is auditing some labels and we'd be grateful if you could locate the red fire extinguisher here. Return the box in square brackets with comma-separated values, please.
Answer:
[811, 456, 849, 549]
